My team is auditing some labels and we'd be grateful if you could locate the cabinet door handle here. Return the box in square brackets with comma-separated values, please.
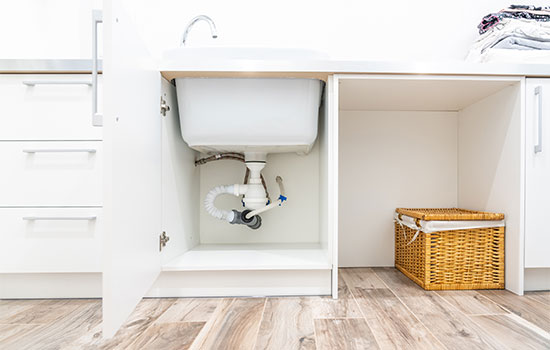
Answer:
[535, 86, 543, 154]
[23, 216, 97, 221]
[22, 80, 92, 86]
[22, 149, 97, 153]
[92, 9, 103, 127]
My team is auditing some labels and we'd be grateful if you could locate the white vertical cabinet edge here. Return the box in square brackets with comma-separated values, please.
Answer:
[518, 77, 526, 295]
[330, 75, 339, 299]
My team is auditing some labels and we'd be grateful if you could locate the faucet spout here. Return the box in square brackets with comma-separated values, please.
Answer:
[181, 15, 218, 46]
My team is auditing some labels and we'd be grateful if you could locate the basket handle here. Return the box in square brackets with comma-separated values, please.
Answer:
[405, 218, 423, 245]
[394, 214, 407, 241]
[395, 213, 423, 245]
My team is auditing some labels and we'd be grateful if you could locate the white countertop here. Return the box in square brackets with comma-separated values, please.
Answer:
[160, 58, 550, 79]
[1, 58, 547, 78]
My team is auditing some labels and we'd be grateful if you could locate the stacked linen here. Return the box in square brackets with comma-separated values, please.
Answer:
[478, 5, 550, 34]
[466, 5, 550, 63]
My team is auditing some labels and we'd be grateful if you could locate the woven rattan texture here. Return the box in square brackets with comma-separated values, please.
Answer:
[394, 212, 505, 290]
[396, 208, 505, 221]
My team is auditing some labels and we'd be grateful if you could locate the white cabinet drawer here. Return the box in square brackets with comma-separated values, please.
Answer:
[0, 208, 102, 272]
[0, 141, 102, 206]
[0, 74, 102, 141]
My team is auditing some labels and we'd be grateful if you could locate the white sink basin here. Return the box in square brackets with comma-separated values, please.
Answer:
[165, 47, 326, 155]
[163, 47, 329, 62]
[176, 77, 323, 155]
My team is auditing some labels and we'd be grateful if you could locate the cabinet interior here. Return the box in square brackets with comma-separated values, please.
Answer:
[160, 78, 331, 271]
[156, 75, 524, 291]
[337, 75, 523, 292]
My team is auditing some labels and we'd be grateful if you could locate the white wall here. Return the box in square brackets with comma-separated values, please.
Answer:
[0, 0, 102, 59]
[122, 0, 549, 61]
[198, 144, 320, 244]
[3, 0, 549, 61]
[339, 111, 458, 267]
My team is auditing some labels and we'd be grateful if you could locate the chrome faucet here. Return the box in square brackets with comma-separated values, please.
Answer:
[181, 15, 218, 46]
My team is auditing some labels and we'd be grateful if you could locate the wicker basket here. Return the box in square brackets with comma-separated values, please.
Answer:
[394, 208, 505, 290]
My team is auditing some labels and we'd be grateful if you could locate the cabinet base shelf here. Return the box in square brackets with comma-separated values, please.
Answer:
[162, 243, 331, 271]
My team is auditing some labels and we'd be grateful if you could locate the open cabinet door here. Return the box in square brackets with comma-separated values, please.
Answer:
[102, 0, 162, 338]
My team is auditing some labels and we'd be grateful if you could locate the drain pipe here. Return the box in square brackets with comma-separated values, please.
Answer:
[204, 184, 263, 229]
[204, 185, 242, 222]
[203, 153, 285, 229]
[245, 176, 287, 219]
[228, 209, 262, 229]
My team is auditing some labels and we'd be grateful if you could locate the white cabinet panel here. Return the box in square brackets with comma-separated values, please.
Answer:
[102, 0, 162, 338]
[525, 79, 550, 268]
[0, 74, 102, 141]
[0, 207, 102, 273]
[0, 141, 102, 206]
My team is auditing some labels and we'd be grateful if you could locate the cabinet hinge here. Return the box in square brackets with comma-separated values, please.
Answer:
[159, 231, 170, 251]
[160, 96, 170, 117]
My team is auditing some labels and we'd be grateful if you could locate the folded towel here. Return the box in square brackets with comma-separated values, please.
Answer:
[470, 48, 550, 63]
[467, 18, 550, 58]
[467, 5, 550, 62]
[491, 35, 550, 50]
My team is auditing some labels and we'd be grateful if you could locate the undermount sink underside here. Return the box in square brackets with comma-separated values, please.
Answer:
[175, 77, 323, 155]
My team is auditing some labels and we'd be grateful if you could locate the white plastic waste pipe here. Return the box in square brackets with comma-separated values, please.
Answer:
[204, 184, 246, 222]
[245, 201, 279, 218]
[245, 176, 286, 219]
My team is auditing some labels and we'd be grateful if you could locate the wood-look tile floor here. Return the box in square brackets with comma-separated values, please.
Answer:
[1, 268, 549, 350]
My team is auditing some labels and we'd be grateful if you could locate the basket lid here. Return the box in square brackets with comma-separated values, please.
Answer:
[395, 208, 504, 221]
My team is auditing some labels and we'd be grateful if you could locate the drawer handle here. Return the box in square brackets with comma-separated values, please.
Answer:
[22, 216, 97, 221]
[22, 149, 97, 153]
[22, 80, 92, 86]
[535, 86, 543, 154]
[92, 9, 103, 127]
